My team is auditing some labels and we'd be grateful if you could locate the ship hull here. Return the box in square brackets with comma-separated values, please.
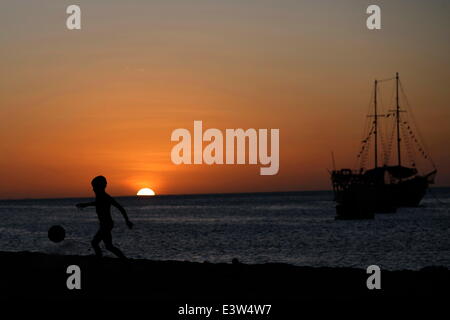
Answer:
[331, 169, 435, 218]
[372, 174, 432, 209]
[331, 171, 376, 219]
[335, 204, 375, 220]
[388, 176, 429, 207]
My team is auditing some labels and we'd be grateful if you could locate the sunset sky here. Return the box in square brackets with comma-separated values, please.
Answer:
[1, 0, 449, 199]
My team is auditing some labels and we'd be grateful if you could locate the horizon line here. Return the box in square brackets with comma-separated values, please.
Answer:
[0, 189, 333, 201]
[1, 186, 449, 201]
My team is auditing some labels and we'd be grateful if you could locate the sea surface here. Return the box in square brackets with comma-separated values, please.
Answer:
[0, 189, 449, 270]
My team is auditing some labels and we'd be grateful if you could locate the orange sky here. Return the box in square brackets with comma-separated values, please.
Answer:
[1, 1, 449, 199]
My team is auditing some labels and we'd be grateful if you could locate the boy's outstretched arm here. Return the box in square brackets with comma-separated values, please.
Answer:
[76, 201, 96, 209]
[111, 198, 133, 229]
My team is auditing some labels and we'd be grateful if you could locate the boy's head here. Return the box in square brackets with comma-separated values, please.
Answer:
[91, 175, 107, 193]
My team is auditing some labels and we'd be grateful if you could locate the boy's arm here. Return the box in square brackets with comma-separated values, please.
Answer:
[76, 201, 96, 209]
[111, 197, 133, 229]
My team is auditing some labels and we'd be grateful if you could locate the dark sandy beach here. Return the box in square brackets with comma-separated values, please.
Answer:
[0, 251, 448, 316]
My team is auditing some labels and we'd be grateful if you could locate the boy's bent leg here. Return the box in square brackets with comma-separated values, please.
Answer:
[91, 230, 103, 257]
[103, 229, 127, 259]
[105, 243, 127, 259]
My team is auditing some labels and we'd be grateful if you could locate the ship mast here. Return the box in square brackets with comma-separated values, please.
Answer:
[396, 72, 401, 167]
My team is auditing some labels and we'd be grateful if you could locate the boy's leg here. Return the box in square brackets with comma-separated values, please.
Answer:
[103, 229, 127, 259]
[91, 230, 103, 257]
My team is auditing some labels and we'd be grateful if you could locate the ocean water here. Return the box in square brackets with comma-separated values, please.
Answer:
[0, 189, 449, 270]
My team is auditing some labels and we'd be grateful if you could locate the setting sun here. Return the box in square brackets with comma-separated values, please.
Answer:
[137, 188, 156, 196]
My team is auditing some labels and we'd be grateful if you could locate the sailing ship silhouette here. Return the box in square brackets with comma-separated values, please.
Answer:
[331, 73, 437, 219]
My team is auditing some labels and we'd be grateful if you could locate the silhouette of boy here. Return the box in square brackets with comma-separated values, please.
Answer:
[76, 176, 133, 259]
